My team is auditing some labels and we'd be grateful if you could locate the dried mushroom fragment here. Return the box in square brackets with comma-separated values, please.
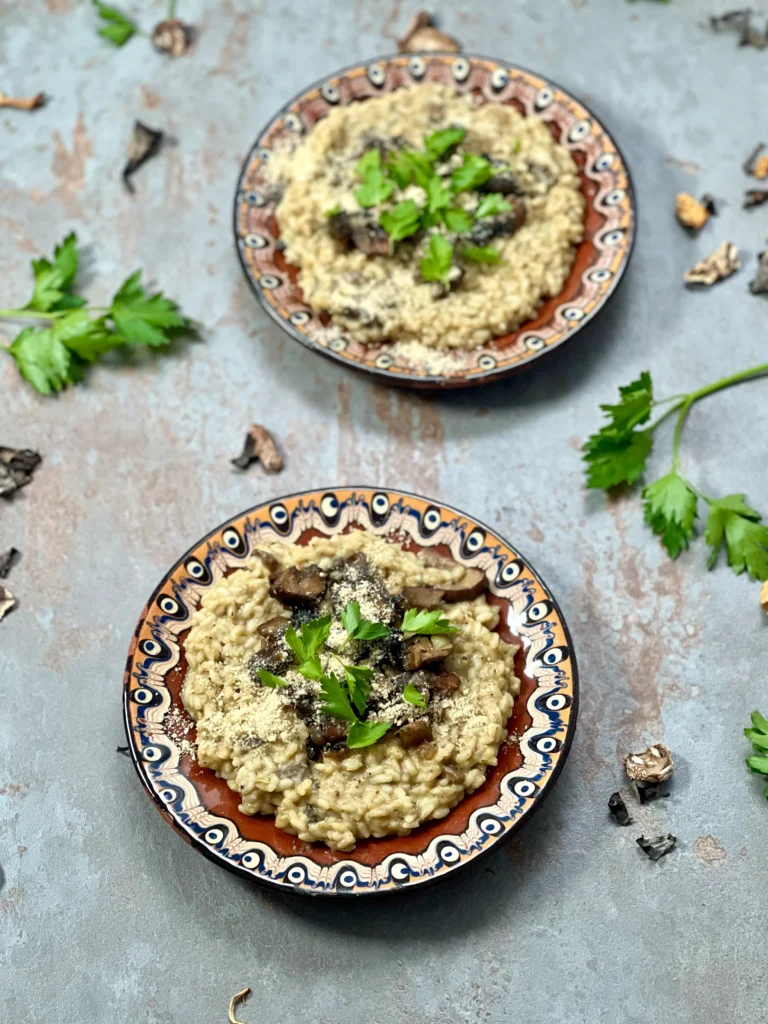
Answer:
[256, 615, 291, 639]
[231, 424, 283, 472]
[402, 585, 444, 609]
[743, 141, 766, 175]
[396, 719, 433, 748]
[269, 565, 327, 607]
[429, 670, 461, 694]
[152, 18, 192, 56]
[710, 8, 767, 48]
[123, 121, 164, 194]
[248, 636, 292, 676]
[0, 447, 41, 499]
[0, 548, 19, 578]
[440, 566, 488, 603]
[404, 635, 446, 670]
[0, 585, 15, 622]
[608, 791, 632, 826]
[683, 241, 739, 286]
[308, 720, 348, 746]
[229, 988, 251, 1024]
[635, 780, 670, 804]
[479, 167, 522, 196]
[636, 834, 677, 862]
[328, 211, 390, 256]
[675, 193, 710, 231]
[470, 200, 527, 246]
[0, 91, 45, 111]
[701, 193, 717, 215]
[253, 549, 280, 574]
[749, 251, 768, 295]
[744, 190, 768, 209]
[623, 744, 674, 783]
[397, 11, 460, 53]
[761, 580, 768, 611]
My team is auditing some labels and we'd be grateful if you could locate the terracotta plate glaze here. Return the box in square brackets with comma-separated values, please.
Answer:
[123, 488, 578, 895]
[234, 53, 634, 389]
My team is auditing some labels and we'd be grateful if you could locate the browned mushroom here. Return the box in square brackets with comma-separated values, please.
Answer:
[249, 639, 292, 676]
[429, 670, 461, 694]
[269, 565, 327, 606]
[401, 585, 445, 609]
[397, 720, 433, 748]
[479, 168, 522, 196]
[309, 720, 349, 745]
[404, 636, 446, 671]
[152, 18, 191, 56]
[256, 616, 291, 639]
[253, 549, 280, 574]
[328, 211, 390, 255]
[397, 11, 460, 53]
[439, 567, 488, 603]
[470, 199, 526, 246]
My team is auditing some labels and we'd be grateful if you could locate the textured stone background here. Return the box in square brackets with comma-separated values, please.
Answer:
[2, 1, 767, 1021]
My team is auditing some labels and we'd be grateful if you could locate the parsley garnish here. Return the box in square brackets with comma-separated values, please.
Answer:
[451, 154, 494, 193]
[583, 366, 768, 581]
[442, 207, 473, 233]
[425, 127, 466, 160]
[318, 673, 358, 722]
[462, 245, 501, 264]
[324, 205, 342, 217]
[475, 193, 513, 218]
[347, 721, 392, 749]
[402, 607, 458, 635]
[284, 615, 332, 663]
[93, 0, 138, 46]
[744, 710, 768, 799]
[0, 234, 192, 395]
[403, 683, 428, 707]
[354, 149, 395, 208]
[257, 670, 288, 689]
[339, 601, 390, 647]
[426, 176, 453, 216]
[380, 200, 422, 244]
[386, 149, 434, 190]
[419, 234, 454, 287]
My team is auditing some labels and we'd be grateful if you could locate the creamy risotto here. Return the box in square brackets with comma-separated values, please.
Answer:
[268, 83, 585, 351]
[182, 532, 519, 851]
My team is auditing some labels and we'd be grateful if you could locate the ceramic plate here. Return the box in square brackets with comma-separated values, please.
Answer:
[234, 53, 634, 389]
[123, 488, 578, 895]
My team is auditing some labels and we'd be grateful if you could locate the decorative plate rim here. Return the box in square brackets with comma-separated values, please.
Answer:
[233, 52, 636, 390]
[123, 486, 579, 896]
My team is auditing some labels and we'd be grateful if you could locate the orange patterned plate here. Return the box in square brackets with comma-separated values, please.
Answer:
[123, 488, 578, 895]
[234, 53, 634, 389]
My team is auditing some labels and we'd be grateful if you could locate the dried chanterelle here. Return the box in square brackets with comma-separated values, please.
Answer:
[683, 241, 740, 286]
[761, 580, 768, 612]
[397, 11, 460, 53]
[623, 744, 674, 784]
[675, 193, 710, 231]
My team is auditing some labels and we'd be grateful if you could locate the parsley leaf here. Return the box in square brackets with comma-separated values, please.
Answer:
[285, 615, 332, 664]
[442, 207, 473, 233]
[339, 601, 390, 648]
[475, 193, 513, 219]
[601, 371, 654, 436]
[318, 673, 358, 722]
[642, 472, 698, 559]
[257, 669, 288, 689]
[451, 154, 494, 193]
[298, 656, 324, 681]
[387, 150, 434, 190]
[324, 205, 342, 217]
[745, 709, 768, 752]
[354, 149, 394, 208]
[9, 327, 71, 396]
[109, 270, 189, 347]
[26, 233, 84, 313]
[462, 245, 501, 264]
[347, 720, 392, 749]
[419, 234, 454, 286]
[583, 429, 653, 489]
[426, 176, 453, 215]
[402, 607, 458, 635]
[380, 200, 422, 244]
[340, 601, 361, 636]
[344, 665, 372, 715]
[93, 0, 138, 46]
[424, 127, 466, 160]
[705, 494, 768, 580]
[403, 683, 428, 707]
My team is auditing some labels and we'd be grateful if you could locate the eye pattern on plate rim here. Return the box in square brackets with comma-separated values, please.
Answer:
[243, 190, 266, 206]
[157, 593, 184, 617]
[184, 558, 210, 583]
[563, 307, 585, 322]
[320, 492, 340, 524]
[510, 778, 538, 798]
[283, 112, 304, 134]
[589, 268, 613, 284]
[461, 528, 485, 556]
[601, 228, 625, 248]
[603, 188, 626, 207]
[204, 827, 226, 846]
[532, 735, 561, 755]
[490, 66, 508, 91]
[452, 58, 470, 82]
[535, 645, 568, 667]
[387, 859, 412, 882]
[476, 813, 505, 836]
[524, 336, 545, 352]
[140, 638, 168, 659]
[496, 560, 522, 585]
[525, 600, 552, 624]
[367, 63, 386, 87]
[243, 233, 268, 249]
[287, 865, 307, 884]
[408, 56, 426, 79]
[535, 87, 554, 108]
[420, 505, 442, 536]
[222, 527, 247, 556]
[478, 354, 497, 371]
[269, 503, 290, 533]
[436, 841, 462, 864]
[375, 353, 393, 370]
[140, 744, 169, 764]
[241, 851, 262, 869]
[160, 786, 181, 803]
[321, 81, 340, 104]
[132, 686, 159, 705]
[337, 869, 360, 888]
[259, 274, 281, 290]
[371, 492, 390, 523]
[329, 337, 347, 352]
[593, 152, 615, 172]
[289, 310, 311, 327]
[568, 120, 591, 143]
[543, 692, 571, 712]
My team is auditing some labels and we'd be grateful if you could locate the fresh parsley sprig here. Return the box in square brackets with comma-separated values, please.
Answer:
[403, 682, 428, 707]
[744, 710, 768, 799]
[257, 670, 288, 689]
[419, 235, 454, 287]
[402, 607, 458, 635]
[0, 233, 192, 395]
[339, 601, 390, 648]
[93, 0, 138, 46]
[583, 367, 768, 580]
[354, 149, 394, 208]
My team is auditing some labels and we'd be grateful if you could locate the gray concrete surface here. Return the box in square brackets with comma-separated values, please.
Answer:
[2, 0, 768, 1020]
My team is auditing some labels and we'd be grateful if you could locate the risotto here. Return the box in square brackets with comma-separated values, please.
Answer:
[268, 82, 585, 350]
[181, 532, 519, 851]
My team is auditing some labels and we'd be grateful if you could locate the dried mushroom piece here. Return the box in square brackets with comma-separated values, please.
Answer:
[123, 121, 164, 194]
[675, 193, 710, 231]
[761, 580, 768, 611]
[402, 585, 444, 609]
[397, 11, 460, 53]
[328, 211, 390, 256]
[0, 585, 16, 622]
[683, 241, 739, 286]
[635, 780, 670, 804]
[608, 791, 633, 826]
[396, 719, 433, 747]
[742, 141, 766, 175]
[269, 565, 327, 607]
[229, 988, 251, 1024]
[0, 447, 41, 498]
[636, 834, 677, 861]
[404, 635, 446, 670]
[710, 9, 767, 48]
[0, 548, 19, 578]
[743, 189, 768, 209]
[624, 743, 674, 783]
[0, 91, 45, 111]
[440, 566, 488, 603]
[749, 251, 768, 295]
[231, 424, 283, 473]
[152, 18, 192, 56]
[701, 193, 717, 215]
[429, 670, 461, 694]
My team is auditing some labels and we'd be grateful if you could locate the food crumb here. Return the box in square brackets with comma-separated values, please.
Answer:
[675, 193, 709, 231]
[164, 704, 197, 758]
[683, 241, 739, 286]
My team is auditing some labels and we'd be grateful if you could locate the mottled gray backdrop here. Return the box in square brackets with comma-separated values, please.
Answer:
[2, 0, 767, 1021]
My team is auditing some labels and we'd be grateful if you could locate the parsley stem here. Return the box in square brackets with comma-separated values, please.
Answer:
[671, 396, 694, 471]
[685, 363, 768, 404]
[167, 0, 177, 17]
[0, 308, 69, 320]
